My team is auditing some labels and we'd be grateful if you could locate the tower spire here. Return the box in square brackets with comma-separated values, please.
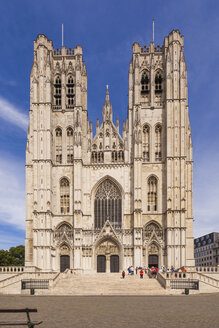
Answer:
[105, 84, 110, 104]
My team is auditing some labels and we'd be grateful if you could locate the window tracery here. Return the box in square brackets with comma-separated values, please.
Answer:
[141, 71, 149, 94]
[55, 127, 62, 164]
[111, 151, 124, 163]
[60, 178, 70, 214]
[144, 222, 163, 239]
[55, 223, 73, 239]
[155, 71, 162, 93]
[148, 176, 157, 212]
[91, 151, 104, 163]
[142, 124, 150, 161]
[54, 76, 61, 107]
[155, 124, 162, 161]
[94, 179, 122, 229]
[67, 127, 73, 163]
[66, 75, 75, 108]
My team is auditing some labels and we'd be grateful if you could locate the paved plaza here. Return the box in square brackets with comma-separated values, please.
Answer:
[0, 294, 218, 328]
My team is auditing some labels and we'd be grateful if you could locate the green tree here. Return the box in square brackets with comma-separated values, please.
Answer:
[0, 245, 25, 266]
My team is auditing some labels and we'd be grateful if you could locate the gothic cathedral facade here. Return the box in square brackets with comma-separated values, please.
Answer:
[25, 30, 194, 273]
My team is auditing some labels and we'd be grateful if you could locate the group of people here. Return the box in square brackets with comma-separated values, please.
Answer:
[158, 266, 187, 273]
[121, 265, 187, 279]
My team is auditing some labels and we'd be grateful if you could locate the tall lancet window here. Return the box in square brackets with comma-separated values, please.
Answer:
[155, 124, 162, 161]
[141, 70, 149, 94]
[67, 127, 73, 163]
[54, 76, 62, 106]
[142, 124, 150, 161]
[155, 71, 162, 93]
[66, 75, 74, 107]
[55, 127, 62, 164]
[60, 178, 70, 214]
[148, 176, 157, 212]
[94, 179, 122, 229]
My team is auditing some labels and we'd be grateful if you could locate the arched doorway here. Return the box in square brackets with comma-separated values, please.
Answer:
[97, 255, 106, 272]
[59, 243, 70, 272]
[96, 239, 120, 273]
[148, 243, 159, 268]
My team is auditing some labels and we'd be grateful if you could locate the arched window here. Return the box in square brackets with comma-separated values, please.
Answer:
[141, 71, 149, 94]
[66, 75, 74, 107]
[155, 71, 162, 93]
[155, 124, 162, 161]
[60, 178, 70, 214]
[148, 176, 157, 212]
[55, 127, 62, 164]
[54, 76, 61, 106]
[94, 179, 122, 229]
[142, 124, 150, 161]
[67, 127, 73, 164]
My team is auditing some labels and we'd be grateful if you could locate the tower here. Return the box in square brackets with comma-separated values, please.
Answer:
[127, 30, 194, 267]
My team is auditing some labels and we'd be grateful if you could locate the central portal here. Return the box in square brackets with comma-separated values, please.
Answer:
[96, 238, 120, 273]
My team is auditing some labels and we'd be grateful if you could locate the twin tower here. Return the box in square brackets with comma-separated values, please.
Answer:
[25, 30, 194, 273]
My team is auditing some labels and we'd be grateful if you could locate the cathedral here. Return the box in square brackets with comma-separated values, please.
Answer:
[25, 29, 194, 273]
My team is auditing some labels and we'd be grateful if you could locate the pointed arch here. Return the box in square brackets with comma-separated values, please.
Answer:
[66, 74, 75, 107]
[94, 178, 122, 229]
[60, 178, 70, 214]
[155, 70, 163, 93]
[147, 175, 158, 212]
[144, 220, 163, 239]
[155, 123, 162, 161]
[66, 127, 73, 163]
[55, 127, 62, 164]
[54, 75, 61, 106]
[141, 70, 149, 94]
[142, 123, 150, 161]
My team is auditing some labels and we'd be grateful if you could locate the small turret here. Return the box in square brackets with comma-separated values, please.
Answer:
[102, 85, 113, 122]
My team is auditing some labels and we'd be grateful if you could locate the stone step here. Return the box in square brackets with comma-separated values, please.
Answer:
[43, 272, 165, 295]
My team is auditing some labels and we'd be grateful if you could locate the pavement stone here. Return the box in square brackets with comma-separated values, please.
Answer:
[0, 294, 218, 328]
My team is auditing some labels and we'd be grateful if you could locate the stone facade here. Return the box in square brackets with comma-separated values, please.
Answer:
[25, 30, 194, 272]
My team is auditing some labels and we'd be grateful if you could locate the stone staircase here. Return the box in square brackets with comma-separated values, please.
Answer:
[42, 272, 167, 295]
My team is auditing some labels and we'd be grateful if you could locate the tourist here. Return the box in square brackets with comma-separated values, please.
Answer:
[131, 266, 134, 275]
[135, 266, 138, 275]
[140, 269, 144, 279]
[122, 270, 125, 279]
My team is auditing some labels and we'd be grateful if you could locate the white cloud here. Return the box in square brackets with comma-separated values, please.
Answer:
[0, 157, 25, 230]
[0, 96, 28, 131]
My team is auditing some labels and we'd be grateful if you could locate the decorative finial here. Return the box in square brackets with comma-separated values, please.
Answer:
[106, 84, 109, 91]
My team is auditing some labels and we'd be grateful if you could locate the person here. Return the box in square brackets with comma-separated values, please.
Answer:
[140, 270, 143, 279]
[178, 268, 182, 273]
[131, 266, 134, 275]
[152, 267, 157, 278]
[135, 266, 138, 275]
[122, 270, 125, 279]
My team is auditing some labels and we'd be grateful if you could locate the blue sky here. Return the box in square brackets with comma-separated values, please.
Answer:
[0, 0, 219, 249]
